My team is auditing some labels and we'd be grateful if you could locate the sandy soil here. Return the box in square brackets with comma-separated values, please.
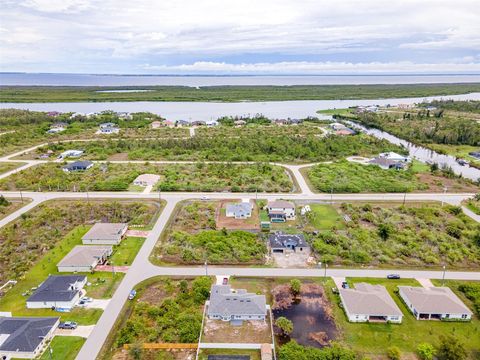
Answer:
[216, 199, 260, 231]
[202, 316, 272, 344]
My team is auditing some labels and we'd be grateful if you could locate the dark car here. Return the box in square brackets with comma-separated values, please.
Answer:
[387, 274, 401, 279]
[341, 281, 350, 289]
[59, 321, 77, 330]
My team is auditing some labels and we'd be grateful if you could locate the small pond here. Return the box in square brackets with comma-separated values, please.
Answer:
[272, 283, 337, 348]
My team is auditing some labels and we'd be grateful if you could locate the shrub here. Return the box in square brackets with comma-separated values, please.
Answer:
[417, 343, 436, 360]
[387, 346, 401, 360]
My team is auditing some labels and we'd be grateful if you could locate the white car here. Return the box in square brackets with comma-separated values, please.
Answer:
[81, 297, 93, 302]
[200, 196, 209, 201]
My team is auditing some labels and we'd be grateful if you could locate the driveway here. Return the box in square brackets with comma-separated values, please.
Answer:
[126, 229, 150, 237]
[55, 325, 95, 338]
[332, 277, 346, 289]
[416, 278, 434, 288]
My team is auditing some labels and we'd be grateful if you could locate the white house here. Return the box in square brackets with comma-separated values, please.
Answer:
[398, 286, 473, 321]
[225, 199, 252, 219]
[378, 152, 411, 163]
[26, 275, 87, 310]
[57, 245, 112, 272]
[82, 223, 128, 245]
[267, 200, 296, 222]
[339, 283, 403, 323]
[0, 317, 60, 359]
[207, 285, 267, 324]
[58, 150, 84, 159]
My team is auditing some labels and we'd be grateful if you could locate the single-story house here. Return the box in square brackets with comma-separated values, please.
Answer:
[151, 120, 162, 129]
[26, 275, 87, 310]
[99, 122, 117, 129]
[0, 316, 60, 359]
[206, 120, 218, 127]
[191, 120, 206, 126]
[133, 174, 161, 187]
[207, 284, 267, 324]
[176, 120, 190, 127]
[379, 152, 411, 163]
[163, 119, 175, 128]
[329, 122, 347, 130]
[62, 160, 94, 173]
[234, 120, 246, 126]
[47, 127, 65, 134]
[335, 128, 356, 136]
[273, 119, 289, 125]
[339, 283, 403, 323]
[226, 200, 252, 219]
[368, 157, 405, 170]
[267, 200, 296, 222]
[269, 233, 309, 253]
[82, 223, 128, 245]
[58, 150, 84, 159]
[57, 245, 112, 272]
[98, 125, 119, 134]
[398, 286, 473, 321]
[115, 112, 132, 120]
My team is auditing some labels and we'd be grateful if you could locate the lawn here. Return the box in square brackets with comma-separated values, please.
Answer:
[304, 203, 345, 231]
[332, 277, 480, 358]
[39, 336, 86, 360]
[0, 162, 293, 193]
[110, 236, 145, 266]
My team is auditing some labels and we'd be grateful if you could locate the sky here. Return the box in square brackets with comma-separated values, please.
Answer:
[1, 0, 480, 74]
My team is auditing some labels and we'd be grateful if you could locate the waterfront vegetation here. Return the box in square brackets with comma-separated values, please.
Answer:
[0, 200, 160, 283]
[0, 162, 293, 192]
[34, 132, 401, 163]
[2, 83, 480, 102]
[311, 203, 480, 268]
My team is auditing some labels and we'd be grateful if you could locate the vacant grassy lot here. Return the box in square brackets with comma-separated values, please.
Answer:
[0, 200, 161, 283]
[196, 123, 327, 137]
[333, 277, 480, 358]
[102, 276, 212, 360]
[39, 336, 86, 360]
[305, 160, 479, 193]
[151, 200, 267, 265]
[303, 203, 346, 231]
[0, 197, 28, 220]
[0, 161, 24, 174]
[110, 236, 145, 266]
[33, 132, 401, 163]
[0, 162, 293, 192]
[310, 203, 480, 268]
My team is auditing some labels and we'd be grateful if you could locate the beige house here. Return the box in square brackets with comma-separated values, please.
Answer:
[57, 245, 112, 272]
[150, 120, 162, 129]
[399, 286, 473, 321]
[133, 173, 161, 187]
[82, 223, 128, 245]
[339, 283, 403, 323]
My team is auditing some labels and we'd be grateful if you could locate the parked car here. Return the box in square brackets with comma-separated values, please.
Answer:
[81, 297, 93, 302]
[387, 274, 401, 279]
[200, 196, 209, 201]
[222, 277, 228, 285]
[341, 282, 350, 289]
[59, 321, 77, 330]
[128, 289, 137, 300]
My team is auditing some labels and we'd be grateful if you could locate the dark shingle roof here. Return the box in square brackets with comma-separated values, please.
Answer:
[0, 317, 59, 352]
[63, 161, 93, 171]
[269, 233, 308, 249]
[27, 275, 86, 303]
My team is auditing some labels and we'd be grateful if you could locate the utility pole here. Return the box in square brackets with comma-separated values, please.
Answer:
[19, 189, 23, 203]
[442, 264, 446, 286]
[324, 263, 328, 281]
[204, 260, 208, 276]
[403, 191, 407, 206]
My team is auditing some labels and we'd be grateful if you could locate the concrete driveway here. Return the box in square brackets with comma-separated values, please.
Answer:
[55, 325, 95, 338]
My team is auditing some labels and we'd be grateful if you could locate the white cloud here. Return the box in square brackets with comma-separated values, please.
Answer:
[0, 0, 479, 73]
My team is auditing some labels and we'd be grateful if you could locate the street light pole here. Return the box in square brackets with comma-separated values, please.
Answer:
[324, 263, 328, 281]
[442, 264, 446, 286]
[441, 187, 448, 207]
[205, 260, 208, 276]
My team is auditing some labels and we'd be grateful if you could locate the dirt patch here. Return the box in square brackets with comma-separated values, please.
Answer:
[272, 250, 313, 268]
[202, 315, 272, 344]
[139, 284, 168, 305]
[271, 284, 295, 310]
[415, 173, 479, 193]
[113, 348, 195, 360]
[216, 199, 260, 231]
[107, 153, 129, 161]
[308, 331, 329, 346]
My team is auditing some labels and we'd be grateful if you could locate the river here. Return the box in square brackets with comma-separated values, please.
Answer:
[1, 93, 480, 121]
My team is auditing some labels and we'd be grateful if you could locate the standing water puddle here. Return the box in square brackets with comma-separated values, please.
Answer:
[272, 283, 337, 348]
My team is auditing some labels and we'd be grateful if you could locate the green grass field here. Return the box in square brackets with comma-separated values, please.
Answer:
[39, 336, 86, 360]
[333, 277, 480, 357]
[306, 203, 345, 230]
[110, 236, 145, 266]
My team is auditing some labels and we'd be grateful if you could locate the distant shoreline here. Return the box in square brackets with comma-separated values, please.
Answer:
[1, 83, 480, 103]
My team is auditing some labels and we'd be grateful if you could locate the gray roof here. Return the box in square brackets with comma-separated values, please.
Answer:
[399, 286, 473, 315]
[339, 283, 403, 317]
[63, 161, 93, 171]
[208, 285, 266, 318]
[0, 317, 59, 353]
[269, 233, 308, 249]
[27, 275, 86, 303]
[82, 223, 127, 242]
[368, 157, 404, 168]
[226, 202, 252, 216]
[57, 245, 112, 268]
[267, 200, 295, 209]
